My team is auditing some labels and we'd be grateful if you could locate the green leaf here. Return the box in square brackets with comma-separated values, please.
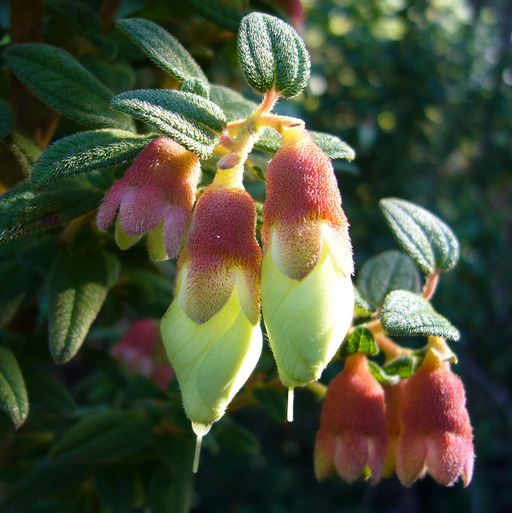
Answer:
[237, 12, 310, 98]
[187, 0, 242, 32]
[111, 89, 226, 158]
[357, 250, 422, 308]
[0, 177, 104, 244]
[0, 348, 29, 429]
[367, 360, 401, 386]
[253, 385, 287, 423]
[181, 78, 210, 98]
[0, 463, 82, 513]
[117, 18, 208, 87]
[94, 465, 136, 513]
[209, 85, 257, 122]
[383, 356, 418, 379]
[79, 56, 135, 94]
[214, 418, 261, 456]
[379, 198, 460, 274]
[339, 327, 378, 358]
[0, 99, 14, 138]
[255, 128, 354, 160]
[5, 131, 42, 174]
[32, 129, 158, 189]
[381, 290, 460, 341]
[50, 410, 155, 464]
[353, 287, 377, 317]
[5, 43, 133, 130]
[49, 242, 120, 363]
[149, 465, 193, 513]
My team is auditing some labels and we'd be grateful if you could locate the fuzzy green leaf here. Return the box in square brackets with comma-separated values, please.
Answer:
[0, 99, 14, 138]
[379, 198, 460, 274]
[187, 0, 242, 32]
[353, 287, 377, 317]
[237, 13, 310, 98]
[50, 410, 155, 464]
[209, 85, 258, 122]
[383, 356, 418, 379]
[255, 128, 354, 160]
[367, 361, 401, 386]
[49, 243, 120, 363]
[0, 348, 29, 429]
[357, 250, 422, 308]
[5, 43, 133, 130]
[5, 131, 42, 174]
[0, 178, 104, 244]
[340, 327, 378, 359]
[32, 129, 158, 189]
[79, 55, 135, 94]
[381, 290, 460, 341]
[111, 89, 226, 158]
[117, 18, 208, 86]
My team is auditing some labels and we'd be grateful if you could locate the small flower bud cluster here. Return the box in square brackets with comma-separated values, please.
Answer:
[315, 341, 474, 487]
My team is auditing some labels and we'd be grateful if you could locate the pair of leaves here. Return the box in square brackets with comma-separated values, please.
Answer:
[238, 13, 310, 98]
[0, 348, 28, 429]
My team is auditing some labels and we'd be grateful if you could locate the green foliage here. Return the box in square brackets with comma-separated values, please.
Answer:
[381, 290, 460, 341]
[237, 12, 310, 98]
[339, 327, 378, 358]
[117, 18, 208, 88]
[379, 198, 460, 275]
[367, 360, 400, 386]
[0, 99, 14, 138]
[0, 347, 28, 428]
[5, 44, 133, 130]
[111, 89, 226, 158]
[32, 129, 158, 189]
[356, 250, 421, 308]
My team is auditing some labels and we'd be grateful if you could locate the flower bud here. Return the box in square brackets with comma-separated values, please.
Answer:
[161, 180, 262, 427]
[97, 137, 200, 259]
[261, 125, 354, 389]
[314, 354, 388, 484]
[396, 340, 474, 487]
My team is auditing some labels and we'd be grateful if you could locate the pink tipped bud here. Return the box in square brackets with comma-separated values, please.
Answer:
[96, 137, 200, 259]
[314, 354, 388, 484]
[396, 346, 475, 487]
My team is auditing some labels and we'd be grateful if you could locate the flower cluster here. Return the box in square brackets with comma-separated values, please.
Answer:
[315, 339, 474, 487]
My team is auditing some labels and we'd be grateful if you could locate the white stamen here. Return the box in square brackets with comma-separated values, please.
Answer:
[191, 422, 211, 473]
[287, 387, 295, 422]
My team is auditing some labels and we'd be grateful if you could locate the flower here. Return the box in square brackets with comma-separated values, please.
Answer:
[97, 137, 200, 259]
[261, 125, 354, 388]
[396, 339, 475, 487]
[314, 354, 388, 484]
[161, 176, 262, 427]
[111, 318, 173, 390]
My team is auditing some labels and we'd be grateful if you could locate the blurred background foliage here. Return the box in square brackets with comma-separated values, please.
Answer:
[0, 0, 511, 512]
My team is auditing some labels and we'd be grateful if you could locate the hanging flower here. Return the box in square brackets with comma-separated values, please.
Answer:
[161, 173, 262, 428]
[396, 339, 475, 487]
[314, 354, 388, 484]
[97, 137, 200, 260]
[261, 125, 354, 390]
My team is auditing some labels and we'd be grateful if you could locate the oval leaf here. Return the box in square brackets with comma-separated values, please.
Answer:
[237, 13, 310, 98]
[379, 198, 460, 274]
[381, 290, 460, 341]
[367, 361, 401, 386]
[117, 18, 208, 87]
[339, 327, 378, 359]
[209, 84, 257, 122]
[111, 89, 226, 158]
[0, 348, 29, 429]
[357, 250, 422, 308]
[353, 287, 376, 317]
[49, 246, 120, 363]
[32, 129, 158, 189]
[50, 410, 155, 464]
[5, 43, 133, 130]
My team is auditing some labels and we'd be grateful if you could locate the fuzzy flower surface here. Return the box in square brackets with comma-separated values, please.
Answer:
[396, 343, 474, 487]
[261, 125, 354, 387]
[314, 354, 388, 484]
[97, 137, 200, 259]
[161, 174, 262, 427]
